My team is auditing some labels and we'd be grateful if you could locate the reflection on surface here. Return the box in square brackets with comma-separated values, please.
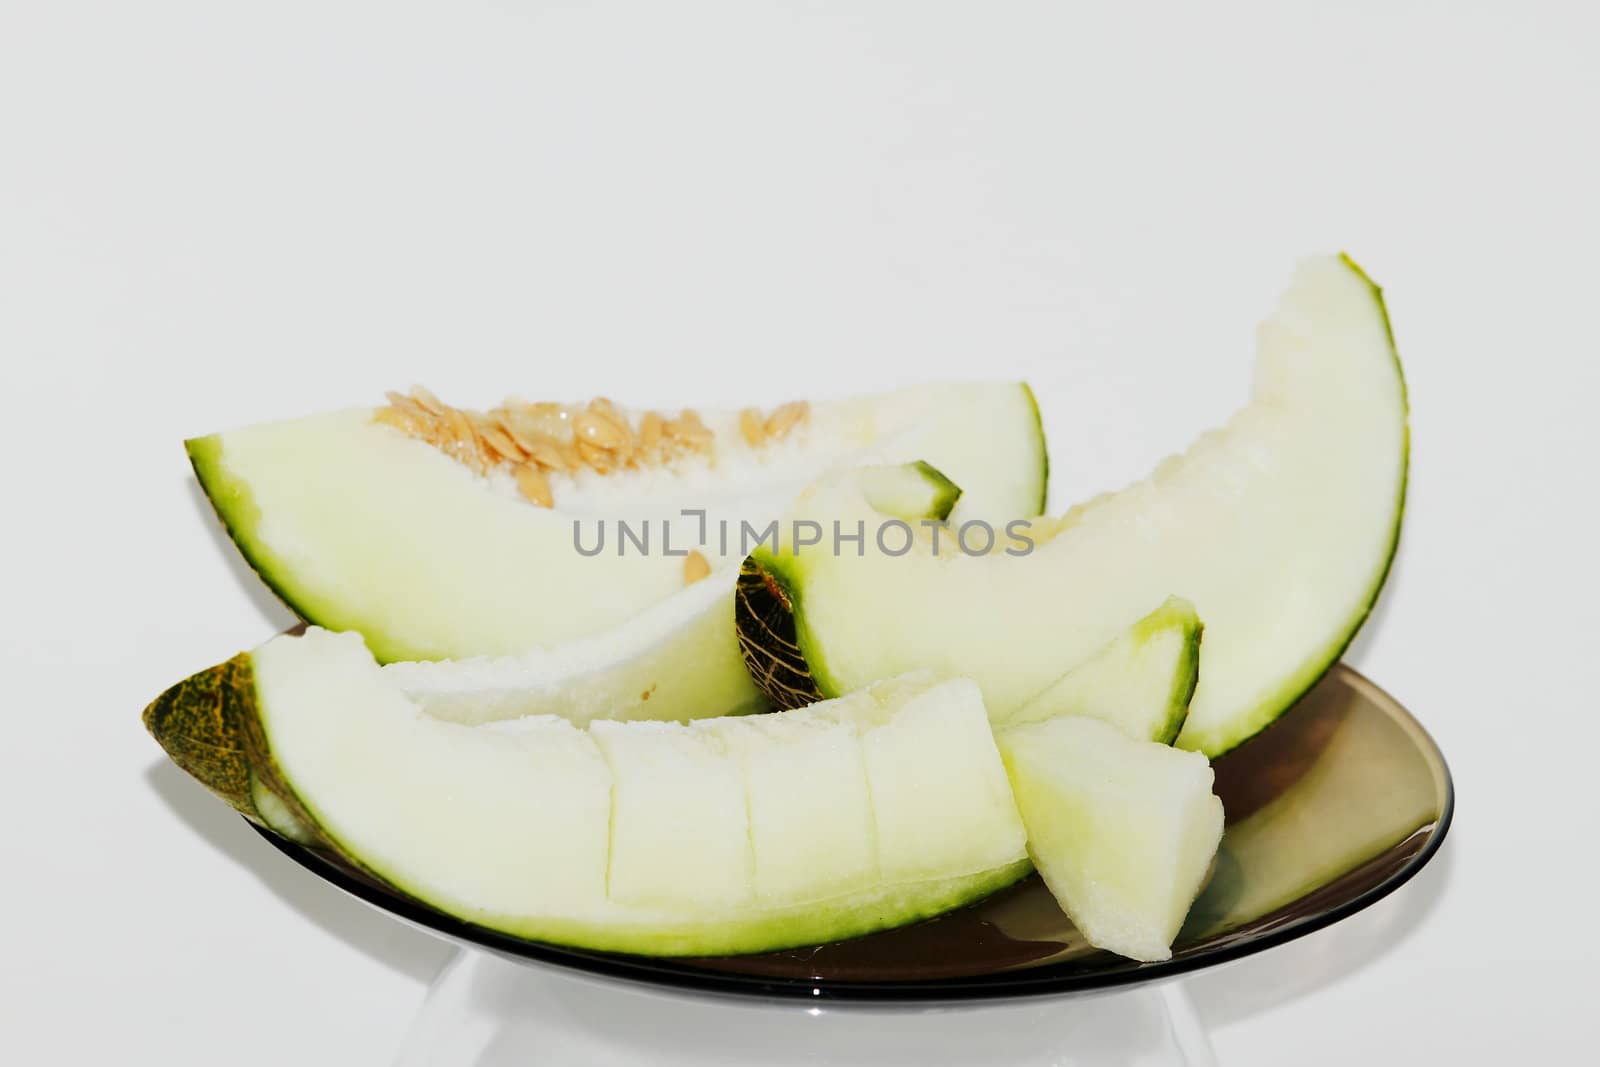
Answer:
[1183, 840, 1452, 1031]
[399, 951, 1203, 1067]
[1184, 669, 1445, 940]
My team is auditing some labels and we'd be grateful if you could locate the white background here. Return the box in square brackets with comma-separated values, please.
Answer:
[3, 2, 1596, 1063]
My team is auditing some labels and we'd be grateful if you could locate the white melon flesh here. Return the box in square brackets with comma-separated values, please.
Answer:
[997, 716, 1225, 962]
[590, 721, 753, 909]
[250, 629, 1030, 956]
[190, 383, 1045, 663]
[856, 680, 1028, 882]
[380, 565, 762, 726]
[378, 461, 975, 729]
[746, 255, 1406, 756]
[695, 708, 878, 903]
[253, 634, 614, 918]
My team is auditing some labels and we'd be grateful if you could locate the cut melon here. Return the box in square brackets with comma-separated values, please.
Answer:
[858, 460, 963, 522]
[190, 383, 1046, 663]
[997, 716, 1225, 962]
[1001, 596, 1202, 744]
[381, 564, 764, 725]
[143, 628, 1030, 957]
[740, 255, 1407, 756]
[384, 461, 969, 727]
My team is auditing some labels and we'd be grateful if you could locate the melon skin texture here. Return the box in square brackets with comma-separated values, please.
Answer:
[189, 383, 1047, 664]
[997, 716, 1225, 963]
[740, 255, 1407, 757]
[143, 628, 1030, 957]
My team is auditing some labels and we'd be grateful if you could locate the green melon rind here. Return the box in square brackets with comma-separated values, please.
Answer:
[911, 460, 963, 522]
[1173, 253, 1408, 756]
[188, 434, 436, 664]
[739, 543, 870, 710]
[734, 560, 827, 710]
[142, 651, 323, 841]
[190, 385, 1049, 667]
[1142, 598, 1203, 745]
[397, 860, 1035, 957]
[743, 255, 1407, 757]
[1020, 382, 1050, 515]
[736, 461, 969, 711]
[187, 435, 358, 646]
[143, 654, 1030, 957]
[741, 545, 858, 706]
[1002, 596, 1204, 745]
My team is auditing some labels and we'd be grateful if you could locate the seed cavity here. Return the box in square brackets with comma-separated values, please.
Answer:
[372, 388, 810, 508]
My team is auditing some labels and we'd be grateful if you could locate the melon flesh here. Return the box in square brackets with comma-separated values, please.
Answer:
[997, 716, 1225, 962]
[190, 382, 1046, 663]
[234, 629, 1031, 956]
[695, 706, 879, 903]
[743, 255, 1407, 756]
[379, 461, 977, 728]
[1001, 596, 1201, 744]
[380, 564, 762, 726]
[146, 599, 1216, 958]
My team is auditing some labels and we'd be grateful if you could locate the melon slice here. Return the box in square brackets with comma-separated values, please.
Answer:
[1001, 596, 1202, 744]
[190, 383, 1046, 663]
[379, 564, 763, 725]
[997, 716, 1225, 962]
[143, 628, 1030, 957]
[739, 255, 1407, 756]
[383, 460, 968, 726]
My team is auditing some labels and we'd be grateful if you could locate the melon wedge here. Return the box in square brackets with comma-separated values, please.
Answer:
[190, 383, 1046, 663]
[1001, 596, 1201, 743]
[739, 255, 1407, 755]
[997, 716, 1225, 962]
[385, 460, 968, 726]
[143, 628, 1030, 957]
[380, 564, 763, 725]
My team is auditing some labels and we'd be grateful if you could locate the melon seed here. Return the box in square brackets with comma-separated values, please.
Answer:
[739, 408, 767, 448]
[574, 411, 628, 450]
[683, 550, 712, 584]
[514, 464, 554, 507]
[765, 401, 809, 439]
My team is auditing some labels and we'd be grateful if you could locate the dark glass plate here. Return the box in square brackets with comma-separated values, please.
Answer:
[252, 664, 1452, 1003]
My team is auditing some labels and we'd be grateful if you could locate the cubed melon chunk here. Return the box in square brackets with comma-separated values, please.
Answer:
[860, 679, 1028, 881]
[590, 720, 753, 909]
[997, 716, 1224, 962]
[697, 710, 878, 903]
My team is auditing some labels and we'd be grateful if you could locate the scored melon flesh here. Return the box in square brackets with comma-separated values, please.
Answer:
[190, 382, 1046, 663]
[997, 716, 1225, 962]
[856, 680, 1028, 882]
[590, 720, 754, 909]
[742, 255, 1407, 756]
[145, 628, 1030, 957]
[695, 706, 879, 903]
[1001, 596, 1202, 744]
